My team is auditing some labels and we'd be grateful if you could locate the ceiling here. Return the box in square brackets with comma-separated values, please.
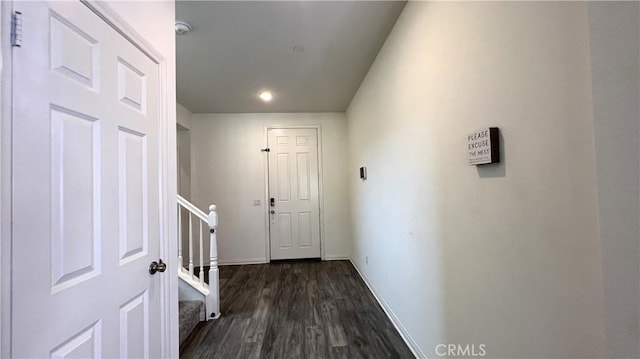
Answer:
[176, 1, 406, 113]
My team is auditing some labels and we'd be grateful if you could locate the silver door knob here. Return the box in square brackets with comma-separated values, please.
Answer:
[149, 259, 167, 274]
[270, 210, 275, 214]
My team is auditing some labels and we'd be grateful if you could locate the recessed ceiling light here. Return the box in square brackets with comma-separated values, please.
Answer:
[258, 91, 273, 102]
[293, 45, 304, 52]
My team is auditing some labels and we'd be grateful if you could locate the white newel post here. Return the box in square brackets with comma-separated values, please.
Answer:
[207, 204, 220, 319]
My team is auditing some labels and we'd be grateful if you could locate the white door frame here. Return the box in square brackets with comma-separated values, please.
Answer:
[263, 125, 326, 262]
[0, 2, 10, 357]
[0, 1, 176, 357]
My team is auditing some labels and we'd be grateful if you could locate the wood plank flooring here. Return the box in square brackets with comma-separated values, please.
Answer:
[180, 260, 414, 359]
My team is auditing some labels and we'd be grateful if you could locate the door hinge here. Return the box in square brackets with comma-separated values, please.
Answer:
[11, 11, 23, 47]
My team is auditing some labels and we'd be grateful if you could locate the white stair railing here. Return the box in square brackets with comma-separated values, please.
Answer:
[177, 195, 220, 320]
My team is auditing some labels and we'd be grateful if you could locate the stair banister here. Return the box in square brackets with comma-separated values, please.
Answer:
[207, 205, 220, 319]
[177, 195, 220, 320]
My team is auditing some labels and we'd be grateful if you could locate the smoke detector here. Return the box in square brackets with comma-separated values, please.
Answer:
[175, 21, 192, 35]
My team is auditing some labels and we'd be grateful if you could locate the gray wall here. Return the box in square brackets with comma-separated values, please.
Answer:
[589, 2, 640, 358]
[177, 103, 192, 267]
[177, 103, 192, 200]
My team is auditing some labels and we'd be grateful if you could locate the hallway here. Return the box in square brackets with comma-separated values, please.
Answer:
[180, 261, 414, 358]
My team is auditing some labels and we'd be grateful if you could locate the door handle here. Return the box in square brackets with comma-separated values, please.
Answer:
[270, 198, 275, 207]
[149, 259, 167, 274]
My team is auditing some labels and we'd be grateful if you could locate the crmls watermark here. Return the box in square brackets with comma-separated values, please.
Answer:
[435, 344, 487, 357]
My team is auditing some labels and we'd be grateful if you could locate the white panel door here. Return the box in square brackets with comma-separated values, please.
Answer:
[268, 128, 321, 260]
[11, 2, 164, 358]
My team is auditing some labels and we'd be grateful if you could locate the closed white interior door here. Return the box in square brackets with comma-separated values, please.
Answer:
[11, 2, 164, 357]
[268, 128, 321, 260]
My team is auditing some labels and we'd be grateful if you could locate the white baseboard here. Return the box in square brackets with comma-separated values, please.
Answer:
[218, 258, 267, 266]
[218, 256, 349, 264]
[324, 255, 350, 260]
[349, 258, 426, 359]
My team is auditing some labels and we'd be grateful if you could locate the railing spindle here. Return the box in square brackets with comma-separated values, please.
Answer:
[199, 221, 204, 286]
[188, 212, 194, 278]
[177, 204, 182, 269]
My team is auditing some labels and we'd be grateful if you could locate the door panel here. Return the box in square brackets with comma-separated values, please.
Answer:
[49, 11, 99, 90]
[297, 153, 310, 200]
[118, 127, 149, 265]
[277, 212, 293, 249]
[50, 321, 102, 359]
[50, 106, 101, 292]
[12, 2, 163, 357]
[119, 291, 150, 358]
[268, 128, 321, 259]
[298, 212, 312, 248]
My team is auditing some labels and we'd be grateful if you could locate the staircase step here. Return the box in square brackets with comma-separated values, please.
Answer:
[179, 300, 204, 346]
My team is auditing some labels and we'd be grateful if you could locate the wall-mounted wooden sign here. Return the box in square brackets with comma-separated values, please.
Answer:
[468, 127, 500, 165]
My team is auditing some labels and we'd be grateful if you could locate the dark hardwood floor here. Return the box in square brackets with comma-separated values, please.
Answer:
[180, 260, 414, 359]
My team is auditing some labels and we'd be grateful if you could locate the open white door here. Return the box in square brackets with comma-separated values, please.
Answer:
[11, 1, 167, 357]
[268, 128, 321, 260]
